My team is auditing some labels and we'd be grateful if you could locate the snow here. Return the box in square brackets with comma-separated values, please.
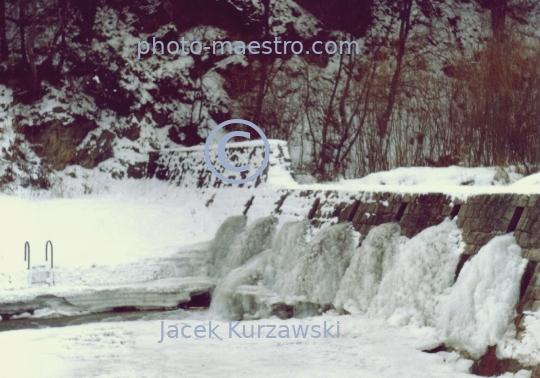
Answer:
[0, 313, 484, 378]
[347, 166, 524, 187]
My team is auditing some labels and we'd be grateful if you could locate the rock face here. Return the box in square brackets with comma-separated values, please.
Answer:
[19, 116, 98, 170]
[19, 117, 116, 170]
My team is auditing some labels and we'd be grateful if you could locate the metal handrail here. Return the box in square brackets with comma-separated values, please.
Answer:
[45, 240, 53, 269]
[24, 242, 30, 270]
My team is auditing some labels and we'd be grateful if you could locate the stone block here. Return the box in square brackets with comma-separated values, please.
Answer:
[456, 216, 465, 228]
[523, 249, 540, 262]
[502, 194, 516, 206]
[532, 221, 540, 234]
[512, 195, 529, 207]
[462, 218, 473, 233]
[471, 218, 487, 232]
[441, 205, 453, 217]
[494, 218, 509, 232]
[488, 194, 501, 205]
[457, 205, 469, 218]
[517, 231, 529, 247]
[463, 244, 478, 255]
[529, 235, 540, 249]
[464, 205, 475, 217]
[380, 214, 393, 224]
[528, 207, 540, 222]
[475, 232, 496, 246]
[516, 216, 531, 233]
[491, 206, 506, 219]
[503, 207, 517, 221]
[527, 194, 539, 208]
[483, 219, 496, 233]
[464, 232, 479, 244]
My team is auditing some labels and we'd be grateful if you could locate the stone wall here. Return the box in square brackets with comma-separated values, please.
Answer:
[147, 141, 290, 190]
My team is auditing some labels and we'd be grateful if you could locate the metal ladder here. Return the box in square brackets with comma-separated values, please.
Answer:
[25, 241, 55, 287]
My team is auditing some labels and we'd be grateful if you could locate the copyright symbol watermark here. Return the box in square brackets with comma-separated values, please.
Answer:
[204, 119, 270, 184]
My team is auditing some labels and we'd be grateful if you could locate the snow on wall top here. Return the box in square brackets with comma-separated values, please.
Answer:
[147, 139, 296, 190]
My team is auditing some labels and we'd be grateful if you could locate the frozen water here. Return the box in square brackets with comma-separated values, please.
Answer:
[265, 220, 312, 298]
[208, 215, 247, 273]
[210, 250, 275, 319]
[215, 215, 278, 278]
[334, 223, 402, 314]
[295, 223, 358, 306]
[368, 219, 464, 327]
[438, 234, 527, 358]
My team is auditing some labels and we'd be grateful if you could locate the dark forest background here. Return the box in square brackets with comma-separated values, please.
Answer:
[0, 0, 539, 189]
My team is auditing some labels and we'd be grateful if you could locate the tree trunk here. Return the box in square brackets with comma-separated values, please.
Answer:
[252, 0, 272, 126]
[0, 0, 8, 61]
[19, 0, 27, 67]
[25, 0, 38, 101]
[378, 0, 413, 138]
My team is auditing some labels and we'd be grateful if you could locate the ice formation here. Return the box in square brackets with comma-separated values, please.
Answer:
[208, 215, 247, 271]
[206, 214, 527, 362]
[264, 220, 312, 298]
[368, 219, 464, 327]
[334, 223, 403, 314]
[209, 250, 274, 319]
[294, 223, 358, 306]
[216, 215, 278, 278]
[438, 234, 527, 358]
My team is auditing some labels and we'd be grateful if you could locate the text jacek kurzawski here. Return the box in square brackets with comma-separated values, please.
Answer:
[157, 321, 340, 342]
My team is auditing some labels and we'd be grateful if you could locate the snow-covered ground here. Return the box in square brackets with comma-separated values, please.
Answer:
[0, 314, 481, 378]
